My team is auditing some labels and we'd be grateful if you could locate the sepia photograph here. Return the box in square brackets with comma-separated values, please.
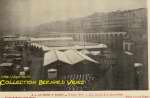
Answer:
[0, 0, 148, 91]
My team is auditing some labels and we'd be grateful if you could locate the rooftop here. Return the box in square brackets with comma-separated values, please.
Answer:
[43, 49, 98, 66]
[29, 42, 107, 51]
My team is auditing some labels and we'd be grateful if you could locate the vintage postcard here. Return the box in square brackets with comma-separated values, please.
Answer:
[0, 0, 149, 97]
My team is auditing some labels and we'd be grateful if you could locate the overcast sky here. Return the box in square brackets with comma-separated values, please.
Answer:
[0, 0, 147, 32]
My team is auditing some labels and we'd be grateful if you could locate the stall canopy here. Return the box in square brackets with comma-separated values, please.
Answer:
[43, 49, 98, 66]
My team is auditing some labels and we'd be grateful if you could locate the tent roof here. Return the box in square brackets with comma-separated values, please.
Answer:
[56, 50, 72, 64]
[43, 51, 58, 66]
[43, 49, 98, 66]
[64, 50, 85, 65]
